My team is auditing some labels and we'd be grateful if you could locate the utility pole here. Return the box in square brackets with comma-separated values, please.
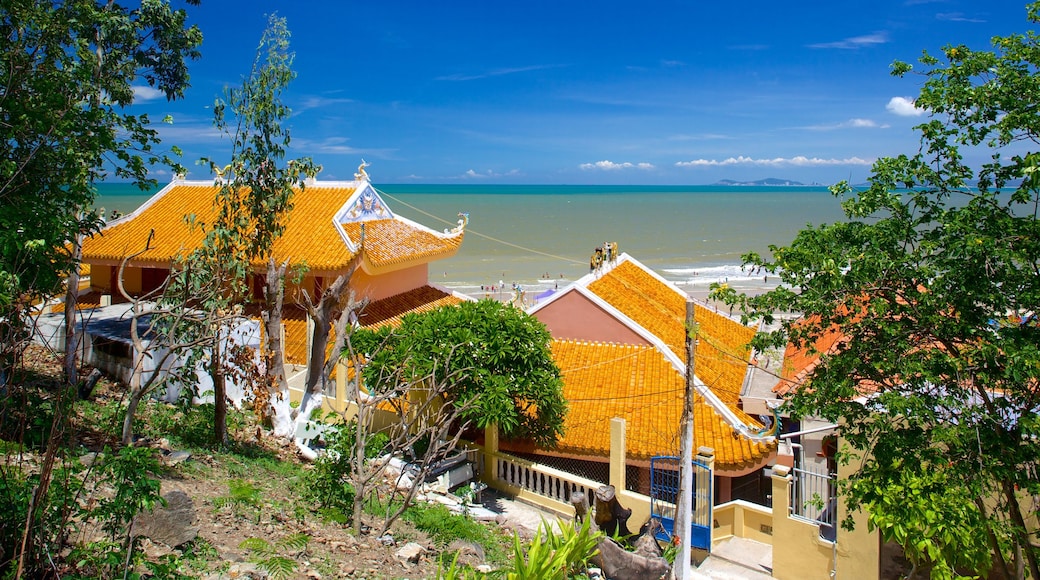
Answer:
[674, 299, 697, 579]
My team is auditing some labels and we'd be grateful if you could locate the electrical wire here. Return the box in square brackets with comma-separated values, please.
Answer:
[375, 187, 587, 266]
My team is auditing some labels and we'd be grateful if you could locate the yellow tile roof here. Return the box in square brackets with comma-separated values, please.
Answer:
[586, 260, 756, 405]
[82, 182, 463, 273]
[551, 339, 774, 471]
[82, 184, 217, 265]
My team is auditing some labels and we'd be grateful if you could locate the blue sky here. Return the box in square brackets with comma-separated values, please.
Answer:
[132, 1, 1031, 185]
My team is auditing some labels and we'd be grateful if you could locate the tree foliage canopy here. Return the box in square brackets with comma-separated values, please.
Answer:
[715, 4, 1040, 578]
[0, 0, 201, 304]
[354, 300, 567, 448]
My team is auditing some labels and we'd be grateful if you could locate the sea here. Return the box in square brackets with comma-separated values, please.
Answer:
[94, 182, 849, 299]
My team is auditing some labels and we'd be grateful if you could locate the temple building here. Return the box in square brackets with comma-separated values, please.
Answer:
[77, 172, 470, 371]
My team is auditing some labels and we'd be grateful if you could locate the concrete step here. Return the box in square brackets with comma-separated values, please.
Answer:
[695, 537, 774, 579]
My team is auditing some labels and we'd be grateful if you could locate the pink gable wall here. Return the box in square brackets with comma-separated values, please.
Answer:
[533, 291, 651, 346]
[351, 263, 428, 302]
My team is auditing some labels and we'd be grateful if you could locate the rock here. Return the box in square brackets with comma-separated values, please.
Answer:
[165, 450, 191, 465]
[395, 542, 426, 564]
[226, 562, 261, 578]
[592, 536, 671, 580]
[447, 539, 485, 568]
[378, 534, 395, 546]
[79, 452, 101, 467]
[132, 490, 198, 548]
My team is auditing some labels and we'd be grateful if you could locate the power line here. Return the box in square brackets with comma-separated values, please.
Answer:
[375, 187, 586, 266]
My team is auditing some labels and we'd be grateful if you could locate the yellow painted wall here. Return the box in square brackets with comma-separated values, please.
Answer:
[770, 464, 879, 580]
[122, 267, 142, 294]
[91, 264, 112, 292]
[712, 500, 774, 545]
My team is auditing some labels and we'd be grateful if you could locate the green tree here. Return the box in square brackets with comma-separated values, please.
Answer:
[714, 4, 1040, 578]
[0, 0, 201, 386]
[166, 13, 317, 445]
[0, 2, 200, 575]
[355, 299, 567, 448]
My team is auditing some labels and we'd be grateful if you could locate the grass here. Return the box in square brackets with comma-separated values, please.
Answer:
[403, 502, 510, 565]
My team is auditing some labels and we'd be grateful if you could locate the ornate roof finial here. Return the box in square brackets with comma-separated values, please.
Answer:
[452, 212, 469, 233]
[354, 159, 371, 182]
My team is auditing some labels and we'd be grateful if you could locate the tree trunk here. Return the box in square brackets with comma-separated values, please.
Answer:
[262, 258, 289, 393]
[212, 330, 228, 445]
[974, 497, 1011, 580]
[296, 255, 360, 420]
[262, 258, 292, 435]
[352, 400, 369, 536]
[122, 390, 143, 445]
[63, 233, 83, 389]
[1002, 478, 1040, 580]
[304, 293, 336, 397]
[594, 485, 632, 538]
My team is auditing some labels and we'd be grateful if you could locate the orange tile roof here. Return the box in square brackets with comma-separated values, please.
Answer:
[586, 259, 756, 405]
[341, 220, 464, 271]
[276, 286, 465, 365]
[772, 320, 846, 396]
[82, 183, 216, 265]
[356, 286, 465, 329]
[551, 339, 774, 471]
[82, 181, 463, 273]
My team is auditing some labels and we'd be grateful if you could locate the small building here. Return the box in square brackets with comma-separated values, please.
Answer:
[521, 253, 777, 502]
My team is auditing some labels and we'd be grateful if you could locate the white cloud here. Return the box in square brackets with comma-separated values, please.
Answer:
[132, 85, 165, 103]
[579, 160, 655, 171]
[436, 64, 562, 82]
[936, 12, 986, 23]
[886, 96, 925, 116]
[294, 95, 354, 115]
[808, 32, 888, 50]
[675, 155, 873, 168]
[807, 118, 889, 130]
[461, 168, 521, 179]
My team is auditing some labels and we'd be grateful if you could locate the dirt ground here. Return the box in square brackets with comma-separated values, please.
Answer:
[11, 346, 494, 579]
[149, 447, 452, 579]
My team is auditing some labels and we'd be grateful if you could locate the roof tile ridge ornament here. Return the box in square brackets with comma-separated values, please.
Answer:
[354, 159, 370, 182]
[449, 212, 469, 234]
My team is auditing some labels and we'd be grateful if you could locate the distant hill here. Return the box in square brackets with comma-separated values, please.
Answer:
[715, 178, 806, 186]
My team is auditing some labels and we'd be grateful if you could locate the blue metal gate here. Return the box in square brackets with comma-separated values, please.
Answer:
[650, 455, 713, 551]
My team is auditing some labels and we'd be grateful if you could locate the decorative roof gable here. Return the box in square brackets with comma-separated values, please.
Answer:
[338, 184, 395, 224]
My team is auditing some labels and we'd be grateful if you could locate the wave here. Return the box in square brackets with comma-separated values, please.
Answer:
[663, 264, 774, 285]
